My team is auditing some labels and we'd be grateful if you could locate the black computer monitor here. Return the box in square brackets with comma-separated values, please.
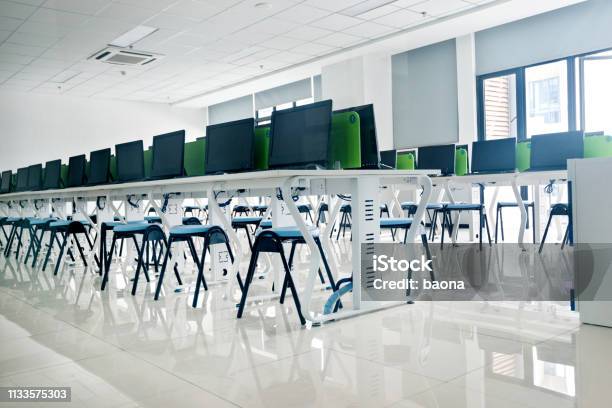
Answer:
[88, 148, 111, 185]
[418, 144, 456, 175]
[67, 154, 86, 187]
[380, 150, 397, 169]
[16, 167, 29, 192]
[116, 140, 144, 182]
[269, 100, 332, 169]
[335, 104, 379, 169]
[43, 160, 62, 190]
[472, 138, 516, 174]
[205, 118, 254, 174]
[1, 170, 12, 194]
[530, 131, 584, 171]
[27, 164, 43, 191]
[151, 130, 185, 179]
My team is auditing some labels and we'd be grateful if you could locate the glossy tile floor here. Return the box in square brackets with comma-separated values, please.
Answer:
[0, 231, 609, 408]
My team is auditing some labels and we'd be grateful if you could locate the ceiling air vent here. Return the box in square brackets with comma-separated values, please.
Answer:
[88, 46, 163, 66]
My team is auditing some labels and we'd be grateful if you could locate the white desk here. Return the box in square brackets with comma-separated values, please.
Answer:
[0, 169, 437, 324]
[430, 170, 568, 248]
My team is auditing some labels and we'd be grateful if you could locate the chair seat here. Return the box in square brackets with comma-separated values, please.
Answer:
[257, 226, 319, 239]
[497, 201, 534, 208]
[550, 203, 569, 215]
[102, 221, 126, 228]
[259, 220, 272, 229]
[380, 218, 413, 228]
[252, 205, 268, 211]
[401, 201, 416, 209]
[145, 216, 162, 223]
[445, 203, 483, 211]
[340, 204, 351, 212]
[297, 204, 312, 212]
[6, 217, 22, 223]
[183, 206, 201, 211]
[319, 203, 329, 211]
[29, 217, 56, 226]
[232, 216, 262, 225]
[233, 205, 250, 213]
[426, 203, 444, 210]
[49, 220, 71, 229]
[113, 222, 151, 233]
[169, 224, 215, 236]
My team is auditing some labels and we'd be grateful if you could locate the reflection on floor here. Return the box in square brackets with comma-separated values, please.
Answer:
[0, 230, 608, 408]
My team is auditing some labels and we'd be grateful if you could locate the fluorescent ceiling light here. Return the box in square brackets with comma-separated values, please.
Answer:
[341, 0, 398, 17]
[109, 25, 158, 48]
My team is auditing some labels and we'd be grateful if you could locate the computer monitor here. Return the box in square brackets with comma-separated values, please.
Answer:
[268, 100, 332, 169]
[418, 144, 456, 175]
[472, 138, 516, 174]
[1, 171, 12, 194]
[116, 140, 144, 182]
[334, 104, 379, 169]
[87, 148, 111, 185]
[43, 160, 62, 190]
[27, 164, 43, 191]
[380, 150, 397, 169]
[205, 118, 254, 174]
[530, 131, 584, 171]
[151, 130, 185, 179]
[67, 154, 86, 187]
[16, 167, 29, 192]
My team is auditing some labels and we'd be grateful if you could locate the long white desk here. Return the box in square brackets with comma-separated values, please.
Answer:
[430, 170, 568, 248]
[0, 169, 438, 324]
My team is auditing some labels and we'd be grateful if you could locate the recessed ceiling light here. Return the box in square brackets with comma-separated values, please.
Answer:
[110, 25, 158, 48]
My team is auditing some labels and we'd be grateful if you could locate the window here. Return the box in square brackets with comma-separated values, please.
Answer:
[525, 60, 568, 136]
[579, 49, 612, 135]
[255, 97, 314, 126]
[481, 73, 518, 139]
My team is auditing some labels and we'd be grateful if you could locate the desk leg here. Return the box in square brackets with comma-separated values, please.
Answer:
[407, 176, 432, 243]
[511, 178, 527, 250]
[443, 182, 460, 244]
[488, 186, 499, 238]
[533, 185, 541, 244]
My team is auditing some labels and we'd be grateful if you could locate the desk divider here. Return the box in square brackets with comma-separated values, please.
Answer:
[184, 138, 206, 176]
[254, 127, 270, 170]
[517, 141, 531, 172]
[110, 155, 117, 181]
[584, 135, 612, 158]
[397, 151, 416, 170]
[144, 148, 152, 179]
[60, 164, 69, 187]
[329, 111, 361, 169]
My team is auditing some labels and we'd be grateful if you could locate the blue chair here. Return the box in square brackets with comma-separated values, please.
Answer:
[232, 216, 262, 249]
[297, 203, 314, 222]
[380, 203, 390, 218]
[3, 217, 25, 258]
[251, 205, 268, 216]
[440, 203, 492, 250]
[495, 201, 536, 243]
[232, 205, 251, 217]
[316, 203, 328, 226]
[183, 205, 203, 218]
[155, 223, 234, 307]
[42, 220, 95, 275]
[101, 222, 167, 295]
[335, 204, 351, 240]
[539, 203, 570, 253]
[24, 217, 57, 267]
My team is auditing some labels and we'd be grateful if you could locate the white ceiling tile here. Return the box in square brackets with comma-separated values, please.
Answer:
[303, 0, 365, 13]
[0, 51, 34, 64]
[373, 8, 424, 27]
[342, 21, 394, 38]
[0, 16, 23, 31]
[273, 4, 330, 24]
[0, 61, 23, 71]
[3, 77, 40, 88]
[223, 29, 274, 46]
[143, 12, 199, 30]
[42, 0, 109, 15]
[0, 42, 46, 56]
[0, 70, 14, 81]
[95, 3, 157, 24]
[246, 18, 296, 36]
[113, 0, 179, 12]
[291, 41, 337, 56]
[16, 20, 73, 36]
[188, 21, 235, 38]
[316, 31, 363, 47]
[204, 10, 265, 31]
[77, 17, 133, 36]
[151, 42, 196, 57]
[133, 28, 180, 48]
[284, 25, 332, 41]
[262, 35, 304, 51]
[0, 0, 37, 19]
[409, 0, 473, 17]
[10, 0, 45, 6]
[12, 71, 50, 81]
[310, 13, 362, 31]
[165, 32, 216, 48]
[356, 4, 402, 20]
[164, 0, 226, 21]
[0, 29, 12, 41]
[28, 7, 90, 27]
[8, 31, 61, 47]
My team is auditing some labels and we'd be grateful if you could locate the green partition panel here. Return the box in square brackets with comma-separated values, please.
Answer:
[60, 164, 69, 187]
[110, 155, 117, 181]
[584, 135, 612, 158]
[254, 127, 270, 170]
[455, 148, 468, 176]
[517, 141, 531, 172]
[329, 111, 361, 169]
[144, 148, 152, 178]
[184, 139, 206, 176]
[397, 151, 416, 170]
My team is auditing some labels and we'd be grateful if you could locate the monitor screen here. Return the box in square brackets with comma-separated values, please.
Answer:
[116, 140, 144, 182]
[269, 100, 332, 169]
[27, 164, 43, 191]
[472, 138, 516, 173]
[67, 154, 86, 187]
[88, 148, 111, 185]
[205, 118, 254, 174]
[380, 150, 397, 169]
[43, 160, 62, 190]
[16, 167, 29, 192]
[151, 130, 185, 179]
[335, 104, 379, 169]
[530, 131, 584, 171]
[418, 144, 456, 175]
[1, 170, 12, 194]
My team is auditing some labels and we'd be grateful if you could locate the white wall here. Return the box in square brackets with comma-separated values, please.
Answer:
[0, 91, 206, 171]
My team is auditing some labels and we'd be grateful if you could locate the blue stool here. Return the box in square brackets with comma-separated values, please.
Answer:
[495, 201, 536, 243]
[380, 203, 390, 218]
[3, 217, 25, 258]
[42, 220, 95, 275]
[183, 205, 203, 218]
[232, 216, 263, 249]
[316, 203, 328, 226]
[251, 205, 268, 216]
[297, 204, 314, 222]
[335, 204, 352, 240]
[156, 223, 233, 307]
[24, 217, 57, 267]
[102, 222, 167, 295]
[440, 203, 492, 250]
[232, 205, 251, 217]
[539, 203, 570, 253]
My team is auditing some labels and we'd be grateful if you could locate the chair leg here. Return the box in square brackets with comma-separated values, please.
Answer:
[495, 206, 500, 244]
[278, 243, 306, 325]
[32, 229, 46, 267]
[155, 237, 173, 300]
[192, 239, 210, 308]
[237, 245, 261, 318]
[188, 237, 207, 291]
[101, 236, 117, 290]
[54, 232, 69, 276]
[484, 214, 492, 246]
[500, 206, 505, 241]
[42, 230, 56, 272]
[561, 223, 570, 250]
[538, 213, 554, 254]
[440, 211, 446, 249]
[74, 235, 88, 267]
[131, 237, 145, 296]
[479, 209, 483, 250]
[421, 233, 435, 281]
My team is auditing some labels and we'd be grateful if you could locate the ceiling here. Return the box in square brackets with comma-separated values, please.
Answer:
[0, 0, 503, 104]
